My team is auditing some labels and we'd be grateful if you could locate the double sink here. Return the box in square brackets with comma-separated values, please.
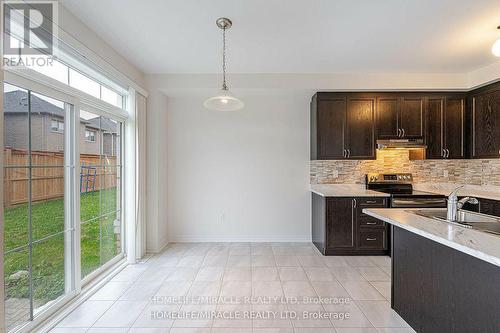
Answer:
[410, 209, 500, 235]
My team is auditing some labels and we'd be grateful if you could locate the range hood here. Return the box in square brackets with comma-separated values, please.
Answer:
[376, 139, 426, 149]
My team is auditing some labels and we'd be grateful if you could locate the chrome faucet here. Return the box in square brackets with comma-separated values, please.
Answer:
[447, 185, 479, 222]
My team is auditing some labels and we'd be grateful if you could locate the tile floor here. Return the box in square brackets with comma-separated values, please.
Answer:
[50, 242, 415, 333]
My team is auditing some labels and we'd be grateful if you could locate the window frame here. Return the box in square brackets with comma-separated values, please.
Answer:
[84, 129, 96, 142]
[51, 119, 64, 133]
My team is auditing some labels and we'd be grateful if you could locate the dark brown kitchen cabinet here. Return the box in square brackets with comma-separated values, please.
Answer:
[426, 96, 466, 159]
[399, 96, 425, 139]
[469, 84, 500, 159]
[376, 96, 424, 140]
[377, 97, 399, 139]
[312, 95, 346, 159]
[311, 93, 375, 160]
[346, 97, 376, 159]
[312, 194, 389, 255]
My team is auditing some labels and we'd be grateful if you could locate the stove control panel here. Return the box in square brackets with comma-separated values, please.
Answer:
[366, 173, 413, 183]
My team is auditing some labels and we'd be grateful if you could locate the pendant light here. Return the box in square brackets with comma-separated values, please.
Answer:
[204, 18, 244, 111]
[492, 26, 500, 57]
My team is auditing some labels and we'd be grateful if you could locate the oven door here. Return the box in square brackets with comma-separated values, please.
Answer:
[391, 197, 447, 208]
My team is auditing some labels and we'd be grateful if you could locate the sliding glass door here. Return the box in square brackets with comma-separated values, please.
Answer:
[3, 83, 77, 331]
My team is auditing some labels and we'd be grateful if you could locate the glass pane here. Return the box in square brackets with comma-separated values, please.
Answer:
[31, 167, 65, 241]
[101, 213, 120, 265]
[4, 83, 29, 166]
[80, 110, 101, 156]
[4, 247, 31, 332]
[69, 69, 100, 98]
[32, 234, 66, 312]
[101, 85, 123, 108]
[102, 167, 119, 215]
[80, 177, 100, 223]
[100, 116, 120, 165]
[3, 168, 30, 252]
[30, 92, 65, 166]
[81, 220, 100, 278]
[31, 59, 69, 85]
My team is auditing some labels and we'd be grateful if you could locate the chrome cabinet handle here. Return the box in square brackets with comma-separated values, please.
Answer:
[446, 149, 450, 158]
[402, 128, 405, 138]
[353, 198, 357, 208]
[365, 200, 377, 204]
[397, 128, 400, 137]
[442, 149, 446, 158]
[366, 238, 377, 241]
[347, 149, 351, 158]
[366, 222, 377, 225]
[343, 149, 347, 158]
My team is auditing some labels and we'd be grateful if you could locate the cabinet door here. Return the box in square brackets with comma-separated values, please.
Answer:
[346, 97, 376, 159]
[426, 97, 445, 159]
[400, 97, 424, 139]
[471, 90, 500, 158]
[444, 97, 465, 159]
[377, 97, 399, 139]
[326, 198, 355, 249]
[317, 98, 347, 159]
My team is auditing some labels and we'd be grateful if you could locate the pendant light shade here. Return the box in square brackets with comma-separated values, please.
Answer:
[204, 17, 244, 111]
[204, 89, 244, 111]
[492, 26, 500, 57]
[492, 39, 500, 57]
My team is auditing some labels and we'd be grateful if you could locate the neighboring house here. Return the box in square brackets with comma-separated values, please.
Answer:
[3, 90, 118, 157]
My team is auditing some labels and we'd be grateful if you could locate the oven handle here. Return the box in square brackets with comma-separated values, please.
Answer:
[391, 198, 446, 208]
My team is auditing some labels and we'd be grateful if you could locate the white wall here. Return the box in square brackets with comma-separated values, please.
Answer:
[163, 91, 311, 242]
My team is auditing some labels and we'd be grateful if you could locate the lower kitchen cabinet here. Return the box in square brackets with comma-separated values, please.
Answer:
[312, 194, 389, 255]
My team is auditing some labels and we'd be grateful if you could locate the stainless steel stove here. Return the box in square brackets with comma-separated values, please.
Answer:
[366, 173, 447, 208]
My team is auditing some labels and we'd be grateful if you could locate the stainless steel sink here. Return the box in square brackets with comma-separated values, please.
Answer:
[408, 209, 500, 235]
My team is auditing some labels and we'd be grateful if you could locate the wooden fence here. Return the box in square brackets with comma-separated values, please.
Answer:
[4, 148, 117, 207]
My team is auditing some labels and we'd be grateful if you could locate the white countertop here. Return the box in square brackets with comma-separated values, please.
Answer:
[414, 183, 500, 201]
[310, 184, 390, 197]
[363, 208, 500, 267]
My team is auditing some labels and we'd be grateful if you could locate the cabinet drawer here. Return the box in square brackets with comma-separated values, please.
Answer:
[358, 229, 386, 250]
[356, 197, 387, 207]
[358, 214, 385, 227]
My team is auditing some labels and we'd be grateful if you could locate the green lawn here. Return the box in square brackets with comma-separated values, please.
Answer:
[3, 188, 119, 304]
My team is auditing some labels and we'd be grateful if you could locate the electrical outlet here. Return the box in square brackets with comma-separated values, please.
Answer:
[443, 170, 449, 178]
[331, 170, 339, 178]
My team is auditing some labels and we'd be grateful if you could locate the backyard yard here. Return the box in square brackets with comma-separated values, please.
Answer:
[3, 188, 119, 304]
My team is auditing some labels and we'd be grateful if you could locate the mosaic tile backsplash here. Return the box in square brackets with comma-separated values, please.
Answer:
[310, 149, 500, 186]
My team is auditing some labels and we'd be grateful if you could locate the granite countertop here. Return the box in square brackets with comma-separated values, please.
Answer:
[414, 183, 500, 201]
[363, 208, 500, 267]
[310, 184, 390, 197]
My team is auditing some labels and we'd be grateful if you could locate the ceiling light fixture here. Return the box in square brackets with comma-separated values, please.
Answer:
[204, 18, 244, 111]
[492, 26, 500, 57]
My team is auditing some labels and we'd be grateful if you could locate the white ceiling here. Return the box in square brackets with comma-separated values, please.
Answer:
[60, 0, 500, 74]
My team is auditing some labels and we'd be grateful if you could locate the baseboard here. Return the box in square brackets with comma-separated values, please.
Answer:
[168, 235, 312, 243]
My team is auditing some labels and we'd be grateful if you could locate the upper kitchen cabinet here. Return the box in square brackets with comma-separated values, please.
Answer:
[311, 93, 375, 160]
[346, 97, 376, 159]
[426, 95, 466, 159]
[311, 94, 346, 160]
[376, 95, 424, 140]
[469, 83, 500, 159]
